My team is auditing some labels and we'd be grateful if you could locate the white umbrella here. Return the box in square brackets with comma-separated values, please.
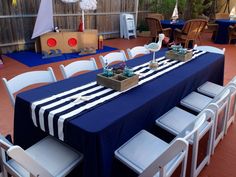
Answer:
[80, 0, 97, 30]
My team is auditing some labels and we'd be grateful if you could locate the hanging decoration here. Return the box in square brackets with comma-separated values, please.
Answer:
[79, 0, 97, 31]
[12, 0, 17, 7]
[171, 0, 179, 22]
[61, 0, 79, 3]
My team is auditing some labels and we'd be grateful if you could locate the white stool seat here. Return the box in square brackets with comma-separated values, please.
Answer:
[156, 107, 196, 135]
[198, 81, 224, 97]
[181, 92, 212, 113]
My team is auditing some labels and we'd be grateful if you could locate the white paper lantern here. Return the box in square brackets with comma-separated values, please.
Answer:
[61, 0, 79, 3]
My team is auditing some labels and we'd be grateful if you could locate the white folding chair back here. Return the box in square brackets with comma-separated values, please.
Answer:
[2, 67, 57, 107]
[177, 109, 213, 177]
[156, 106, 215, 177]
[207, 88, 230, 154]
[193, 44, 225, 54]
[99, 50, 127, 67]
[224, 84, 236, 134]
[60, 58, 98, 79]
[197, 76, 236, 134]
[231, 75, 236, 85]
[115, 130, 188, 177]
[127, 46, 150, 59]
[0, 135, 13, 177]
[177, 111, 207, 141]
[8, 146, 53, 177]
[0, 136, 83, 177]
[138, 138, 188, 177]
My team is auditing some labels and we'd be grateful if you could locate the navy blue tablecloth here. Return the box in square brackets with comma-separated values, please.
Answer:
[161, 20, 185, 31]
[215, 19, 236, 44]
[14, 49, 224, 177]
[161, 20, 185, 41]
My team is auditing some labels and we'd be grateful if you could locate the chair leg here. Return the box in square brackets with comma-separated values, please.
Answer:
[197, 35, 202, 45]
[229, 36, 231, 44]
[184, 40, 189, 48]
[180, 147, 188, 177]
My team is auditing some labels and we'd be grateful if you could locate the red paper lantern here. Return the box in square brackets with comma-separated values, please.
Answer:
[47, 38, 57, 47]
[68, 38, 78, 47]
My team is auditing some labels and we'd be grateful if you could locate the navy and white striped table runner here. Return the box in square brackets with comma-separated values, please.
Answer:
[31, 50, 206, 140]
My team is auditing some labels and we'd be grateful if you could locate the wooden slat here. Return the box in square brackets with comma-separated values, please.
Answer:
[0, 0, 153, 53]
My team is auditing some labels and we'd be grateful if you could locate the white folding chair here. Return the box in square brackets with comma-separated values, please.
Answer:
[138, 138, 188, 177]
[60, 58, 98, 79]
[2, 67, 57, 107]
[198, 81, 236, 134]
[99, 50, 127, 67]
[0, 135, 83, 177]
[180, 88, 230, 154]
[127, 46, 150, 59]
[156, 107, 215, 177]
[193, 44, 225, 54]
[115, 112, 206, 177]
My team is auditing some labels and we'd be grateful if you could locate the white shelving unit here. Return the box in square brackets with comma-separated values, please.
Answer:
[120, 13, 136, 39]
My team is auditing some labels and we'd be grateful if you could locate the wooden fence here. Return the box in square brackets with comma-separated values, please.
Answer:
[0, 0, 153, 53]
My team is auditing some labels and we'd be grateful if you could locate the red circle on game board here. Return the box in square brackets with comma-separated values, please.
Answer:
[68, 38, 77, 47]
[47, 38, 57, 47]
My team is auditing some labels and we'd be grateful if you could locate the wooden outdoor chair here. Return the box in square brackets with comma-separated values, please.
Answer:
[228, 24, 236, 44]
[215, 13, 229, 19]
[147, 13, 164, 21]
[145, 17, 172, 42]
[174, 19, 207, 48]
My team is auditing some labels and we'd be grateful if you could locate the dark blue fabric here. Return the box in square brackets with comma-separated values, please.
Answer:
[161, 20, 185, 41]
[14, 49, 224, 177]
[161, 19, 185, 31]
[215, 19, 236, 44]
[6, 46, 118, 67]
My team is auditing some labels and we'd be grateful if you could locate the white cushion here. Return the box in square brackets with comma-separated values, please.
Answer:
[26, 136, 83, 176]
[156, 107, 196, 135]
[181, 92, 212, 113]
[115, 130, 169, 174]
[198, 81, 224, 97]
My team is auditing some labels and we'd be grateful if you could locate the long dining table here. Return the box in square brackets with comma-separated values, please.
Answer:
[14, 48, 224, 177]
